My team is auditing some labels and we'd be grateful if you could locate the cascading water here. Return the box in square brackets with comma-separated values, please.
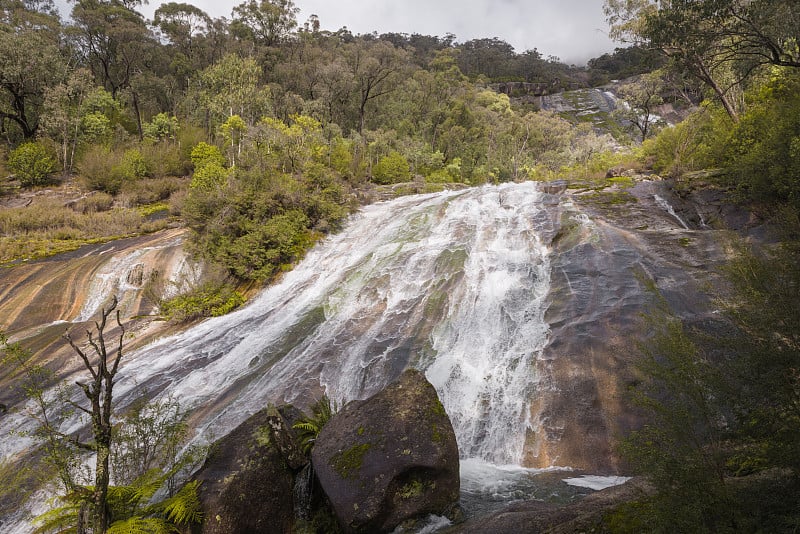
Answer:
[1, 183, 559, 528]
[75, 234, 198, 322]
[654, 194, 690, 229]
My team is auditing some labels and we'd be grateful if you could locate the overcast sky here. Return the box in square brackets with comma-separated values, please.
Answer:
[57, 0, 617, 65]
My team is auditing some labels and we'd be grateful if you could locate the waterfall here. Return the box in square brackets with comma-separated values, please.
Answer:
[654, 194, 690, 229]
[0, 183, 554, 475]
[75, 234, 196, 322]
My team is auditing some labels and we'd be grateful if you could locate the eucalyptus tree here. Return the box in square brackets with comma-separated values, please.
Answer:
[604, 0, 800, 121]
[343, 38, 411, 133]
[68, 0, 160, 137]
[40, 68, 95, 172]
[615, 71, 666, 142]
[0, 0, 66, 140]
[153, 2, 214, 89]
[456, 37, 517, 79]
[230, 0, 299, 48]
[195, 53, 271, 131]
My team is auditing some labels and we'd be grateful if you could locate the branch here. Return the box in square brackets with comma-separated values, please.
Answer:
[76, 380, 95, 402]
[67, 397, 93, 417]
[110, 309, 125, 377]
[64, 330, 98, 381]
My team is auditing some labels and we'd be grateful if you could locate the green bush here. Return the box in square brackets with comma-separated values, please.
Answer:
[721, 69, 800, 207]
[140, 141, 191, 178]
[190, 142, 225, 170]
[372, 151, 411, 184]
[223, 210, 314, 280]
[143, 113, 179, 142]
[190, 162, 228, 190]
[426, 168, 455, 183]
[8, 142, 58, 187]
[117, 148, 149, 180]
[79, 146, 123, 194]
[119, 176, 186, 207]
[160, 282, 245, 322]
[642, 107, 728, 177]
[71, 192, 114, 213]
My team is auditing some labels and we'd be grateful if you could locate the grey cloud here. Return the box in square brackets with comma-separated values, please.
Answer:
[57, 0, 616, 64]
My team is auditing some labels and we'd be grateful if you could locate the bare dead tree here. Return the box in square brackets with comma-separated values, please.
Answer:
[64, 296, 124, 534]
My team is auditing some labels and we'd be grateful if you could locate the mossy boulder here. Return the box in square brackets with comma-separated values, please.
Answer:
[192, 407, 301, 534]
[311, 368, 460, 533]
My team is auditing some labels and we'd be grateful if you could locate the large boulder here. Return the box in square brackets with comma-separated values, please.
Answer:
[312, 368, 460, 533]
[192, 407, 301, 534]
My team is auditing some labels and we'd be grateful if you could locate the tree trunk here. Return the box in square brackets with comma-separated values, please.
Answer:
[132, 91, 144, 141]
[694, 55, 739, 122]
[93, 443, 110, 532]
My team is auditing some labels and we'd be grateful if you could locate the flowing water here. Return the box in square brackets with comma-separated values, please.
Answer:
[2, 182, 563, 528]
[76, 233, 198, 322]
[654, 194, 691, 229]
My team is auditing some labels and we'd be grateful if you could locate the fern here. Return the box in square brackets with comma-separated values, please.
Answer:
[107, 516, 176, 534]
[107, 469, 165, 521]
[33, 489, 89, 534]
[293, 421, 318, 432]
[154, 480, 203, 526]
[293, 395, 336, 455]
[33, 501, 81, 534]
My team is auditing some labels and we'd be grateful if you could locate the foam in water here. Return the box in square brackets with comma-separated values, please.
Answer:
[562, 475, 632, 491]
[0, 183, 557, 528]
[654, 194, 690, 229]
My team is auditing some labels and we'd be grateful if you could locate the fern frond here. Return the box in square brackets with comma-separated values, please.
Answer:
[292, 421, 319, 433]
[155, 480, 203, 526]
[107, 516, 176, 534]
[33, 500, 81, 534]
[292, 394, 337, 454]
[129, 468, 167, 501]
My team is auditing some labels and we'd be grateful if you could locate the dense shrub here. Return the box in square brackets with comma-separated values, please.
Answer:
[721, 69, 800, 207]
[70, 192, 114, 213]
[160, 282, 245, 322]
[8, 142, 58, 187]
[117, 148, 149, 180]
[119, 176, 187, 206]
[143, 113, 179, 142]
[190, 142, 225, 170]
[79, 146, 123, 194]
[140, 141, 191, 178]
[372, 151, 411, 184]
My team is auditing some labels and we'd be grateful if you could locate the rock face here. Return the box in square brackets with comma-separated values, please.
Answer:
[450, 478, 652, 533]
[192, 409, 296, 534]
[523, 179, 734, 471]
[0, 228, 193, 337]
[312, 369, 460, 533]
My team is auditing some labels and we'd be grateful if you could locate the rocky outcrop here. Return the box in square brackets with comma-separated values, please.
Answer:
[523, 178, 733, 471]
[0, 228, 194, 336]
[192, 408, 299, 534]
[450, 478, 651, 533]
[312, 369, 460, 533]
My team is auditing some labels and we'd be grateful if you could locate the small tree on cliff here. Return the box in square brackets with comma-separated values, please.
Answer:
[62, 296, 125, 533]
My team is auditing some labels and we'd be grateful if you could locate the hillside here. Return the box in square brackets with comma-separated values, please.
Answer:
[1, 0, 799, 532]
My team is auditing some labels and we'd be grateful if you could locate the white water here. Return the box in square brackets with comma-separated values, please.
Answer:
[654, 194, 690, 229]
[1, 183, 556, 527]
[563, 475, 631, 491]
[75, 234, 197, 322]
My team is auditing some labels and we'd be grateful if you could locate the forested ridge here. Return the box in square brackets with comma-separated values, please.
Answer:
[1, 0, 800, 532]
[0, 0, 615, 287]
